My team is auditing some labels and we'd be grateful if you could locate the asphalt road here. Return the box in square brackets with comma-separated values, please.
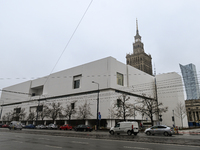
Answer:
[1, 131, 200, 150]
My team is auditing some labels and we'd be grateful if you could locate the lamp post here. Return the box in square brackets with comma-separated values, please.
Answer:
[92, 81, 99, 130]
[0, 100, 4, 121]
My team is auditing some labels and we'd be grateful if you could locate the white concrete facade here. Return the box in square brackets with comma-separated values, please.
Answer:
[0, 57, 188, 128]
[156, 73, 188, 127]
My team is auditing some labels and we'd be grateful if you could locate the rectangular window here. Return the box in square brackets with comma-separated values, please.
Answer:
[73, 75, 81, 89]
[14, 108, 21, 113]
[71, 103, 75, 109]
[30, 86, 44, 97]
[117, 72, 124, 86]
[37, 105, 43, 112]
[117, 99, 121, 107]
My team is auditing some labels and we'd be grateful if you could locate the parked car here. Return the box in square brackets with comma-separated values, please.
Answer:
[36, 124, 47, 129]
[2, 124, 9, 128]
[8, 121, 22, 130]
[24, 124, 35, 129]
[74, 124, 93, 132]
[21, 123, 25, 128]
[0, 123, 3, 127]
[47, 124, 58, 129]
[109, 121, 139, 135]
[60, 124, 73, 130]
[144, 125, 174, 136]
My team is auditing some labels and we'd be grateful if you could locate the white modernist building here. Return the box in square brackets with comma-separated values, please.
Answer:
[0, 57, 188, 128]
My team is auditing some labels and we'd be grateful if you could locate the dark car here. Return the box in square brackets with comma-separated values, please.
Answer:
[24, 124, 35, 129]
[0, 123, 3, 127]
[60, 124, 73, 130]
[74, 124, 93, 132]
[144, 125, 175, 136]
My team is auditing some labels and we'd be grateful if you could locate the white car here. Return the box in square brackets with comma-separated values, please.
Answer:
[109, 121, 139, 135]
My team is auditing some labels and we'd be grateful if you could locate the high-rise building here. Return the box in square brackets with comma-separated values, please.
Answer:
[180, 63, 200, 100]
[126, 19, 152, 75]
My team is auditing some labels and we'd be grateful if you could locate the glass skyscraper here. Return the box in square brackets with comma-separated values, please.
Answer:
[180, 63, 200, 100]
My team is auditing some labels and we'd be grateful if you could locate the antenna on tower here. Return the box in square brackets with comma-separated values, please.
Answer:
[136, 18, 138, 31]
[154, 63, 156, 76]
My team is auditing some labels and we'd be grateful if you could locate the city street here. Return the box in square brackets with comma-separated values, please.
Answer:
[1, 131, 200, 150]
[1, 128, 200, 150]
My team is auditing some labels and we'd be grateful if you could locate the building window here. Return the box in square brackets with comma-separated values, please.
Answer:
[71, 103, 75, 109]
[117, 72, 124, 86]
[196, 112, 199, 121]
[30, 86, 44, 97]
[14, 108, 21, 113]
[37, 105, 43, 112]
[117, 99, 121, 107]
[189, 112, 192, 121]
[73, 75, 81, 89]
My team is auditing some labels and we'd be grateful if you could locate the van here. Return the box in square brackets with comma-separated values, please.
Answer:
[8, 121, 22, 130]
[109, 121, 139, 135]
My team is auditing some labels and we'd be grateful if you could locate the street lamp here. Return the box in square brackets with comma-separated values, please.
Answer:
[0, 100, 4, 120]
[92, 81, 99, 130]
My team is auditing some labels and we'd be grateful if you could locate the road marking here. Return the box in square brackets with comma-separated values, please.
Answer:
[45, 145, 62, 149]
[124, 146, 152, 150]
[38, 138, 50, 140]
[14, 141, 23, 144]
[71, 141, 89, 144]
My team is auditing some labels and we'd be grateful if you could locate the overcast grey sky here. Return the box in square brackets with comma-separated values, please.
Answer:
[1, 0, 200, 91]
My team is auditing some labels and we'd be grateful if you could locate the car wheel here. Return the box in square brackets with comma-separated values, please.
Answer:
[146, 131, 151, 136]
[110, 130, 114, 135]
[134, 133, 137, 136]
[127, 130, 132, 136]
[117, 133, 120, 135]
[60, 128, 61, 130]
[164, 132, 169, 136]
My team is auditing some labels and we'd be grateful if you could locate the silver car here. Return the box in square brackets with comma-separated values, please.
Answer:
[47, 123, 58, 129]
[144, 125, 174, 136]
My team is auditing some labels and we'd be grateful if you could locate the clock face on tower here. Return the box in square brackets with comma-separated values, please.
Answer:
[136, 39, 140, 42]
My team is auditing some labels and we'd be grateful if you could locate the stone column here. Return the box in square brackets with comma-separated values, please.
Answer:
[85, 120, 88, 125]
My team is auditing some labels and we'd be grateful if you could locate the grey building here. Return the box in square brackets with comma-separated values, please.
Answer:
[180, 63, 200, 100]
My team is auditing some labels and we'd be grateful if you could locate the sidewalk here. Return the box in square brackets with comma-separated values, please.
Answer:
[178, 128, 200, 135]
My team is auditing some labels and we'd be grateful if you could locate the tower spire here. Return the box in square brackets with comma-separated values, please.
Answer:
[134, 18, 141, 42]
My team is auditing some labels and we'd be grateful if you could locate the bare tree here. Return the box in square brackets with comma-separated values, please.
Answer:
[18, 108, 26, 121]
[77, 101, 93, 120]
[47, 102, 63, 123]
[108, 107, 115, 127]
[64, 102, 77, 124]
[134, 94, 168, 126]
[27, 112, 36, 121]
[175, 101, 186, 128]
[113, 93, 135, 121]
[4, 111, 15, 121]
[38, 105, 49, 121]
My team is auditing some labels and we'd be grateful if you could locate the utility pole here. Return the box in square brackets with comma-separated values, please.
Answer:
[154, 64, 159, 125]
[92, 81, 100, 130]
[172, 110, 176, 127]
